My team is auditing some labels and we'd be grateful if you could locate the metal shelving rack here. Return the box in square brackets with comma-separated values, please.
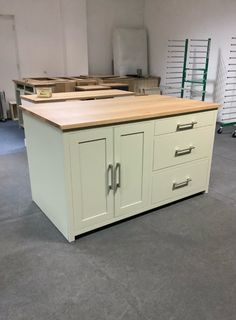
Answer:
[217, 37, 236, 137]
[163, 38, 211, 101]
[164, 39, 187, 97]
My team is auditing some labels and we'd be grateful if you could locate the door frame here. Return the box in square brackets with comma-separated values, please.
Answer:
[0, 14, 21, 79]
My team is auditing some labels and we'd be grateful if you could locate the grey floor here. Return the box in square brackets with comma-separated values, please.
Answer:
[0, 121, 236, 320]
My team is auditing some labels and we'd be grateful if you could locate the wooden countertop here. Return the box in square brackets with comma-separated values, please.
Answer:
[80, 75, 120, 79]
[21, 89, 135, 103]
[20, 95, 219, 131]
[13, 79, 57, 87]
[75, 85, 111, 91]
[101, 82, 129, 88]
[14, 77, 76, 87]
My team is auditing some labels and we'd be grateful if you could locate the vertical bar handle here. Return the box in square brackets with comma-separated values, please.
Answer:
[107, 164, 113, 193]
[115, 163, 121, 191]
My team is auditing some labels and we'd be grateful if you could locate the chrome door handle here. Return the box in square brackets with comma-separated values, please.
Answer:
[175, 146, 195, 157]
[176, 121, 197, 131]
[114, 163, 121, 192]
[107, 164, 113, 193]
[172, 177, 192, 190]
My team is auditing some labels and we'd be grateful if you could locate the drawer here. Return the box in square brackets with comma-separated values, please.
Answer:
[153, 126, 214, 170]
[154, 110, 216, 136]
[151, 159, 209, 205]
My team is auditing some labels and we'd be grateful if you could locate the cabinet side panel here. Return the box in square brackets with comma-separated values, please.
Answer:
[23, 113, 71, 241]
[205, 110, 218, 193]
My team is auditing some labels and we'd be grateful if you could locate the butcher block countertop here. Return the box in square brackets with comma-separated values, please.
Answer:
[21, 89, 134, 103]
[20, 95, 219, 131]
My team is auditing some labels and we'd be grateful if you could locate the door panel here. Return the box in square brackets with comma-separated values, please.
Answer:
[114, 122, 153, 217]
[118, 132, 143, 206]
[70, 128, 114, 231]
[0, 15, 20, 101]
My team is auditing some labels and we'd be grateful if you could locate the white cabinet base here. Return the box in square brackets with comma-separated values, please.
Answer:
[23, 110, 217, 242]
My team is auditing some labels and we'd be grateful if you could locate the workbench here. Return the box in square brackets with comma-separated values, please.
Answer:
[21, 95, 218, 242]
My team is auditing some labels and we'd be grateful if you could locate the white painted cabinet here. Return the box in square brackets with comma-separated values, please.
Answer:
[23, 109, 217, 242]
[70, 122, 153, 234]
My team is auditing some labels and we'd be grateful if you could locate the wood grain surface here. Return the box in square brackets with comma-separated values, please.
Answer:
[75, 85, 111, 91]
[21, 90, 134, 103]
[20, 95, 219, 131]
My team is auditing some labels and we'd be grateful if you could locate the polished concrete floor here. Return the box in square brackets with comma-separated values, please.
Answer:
[0, 121, 236, 320]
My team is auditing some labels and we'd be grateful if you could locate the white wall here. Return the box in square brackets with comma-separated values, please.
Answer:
[0, 0, 88, 79]
[60, 0, 88, 76]
[144, 0, 236, 102]
[86, 0, 145, 75]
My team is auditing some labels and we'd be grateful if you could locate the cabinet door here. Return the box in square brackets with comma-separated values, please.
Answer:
[70, 128, 114, 231]
[114, 122, 153, 217]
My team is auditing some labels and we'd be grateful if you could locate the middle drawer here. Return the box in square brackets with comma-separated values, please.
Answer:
[153, 126, 214, 170]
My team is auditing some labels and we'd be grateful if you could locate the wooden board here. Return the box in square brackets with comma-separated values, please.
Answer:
[13, 79, 56, 87]
[20, 95, 219, 131]
[75, 85, 111, 91]
[80, 75, 120, 79]
[20, 89, 134, 103]
[73, 79, 98, 85]
[101, 83, 129, 88]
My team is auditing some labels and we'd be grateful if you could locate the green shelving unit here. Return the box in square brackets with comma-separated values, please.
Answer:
[164, 38, 211, 101]
[181, 38, 211, 101]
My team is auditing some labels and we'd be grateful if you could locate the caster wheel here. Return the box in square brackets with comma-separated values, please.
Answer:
[232, 131, 236, 138]
[217, 127, 223, 134]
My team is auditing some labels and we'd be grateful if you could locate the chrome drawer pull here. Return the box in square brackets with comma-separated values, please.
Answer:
[176, 121, 197, 131]
[172, 178, 192, 190]
[107, 164, 114, 193]
[114, 163, 121, 192]
[175, 146, 195, 157]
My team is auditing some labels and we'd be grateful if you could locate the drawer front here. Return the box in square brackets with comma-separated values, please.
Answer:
[151, 159, 209, 205]
[154, 110, 216, 136]
[153, 126, 214, 170]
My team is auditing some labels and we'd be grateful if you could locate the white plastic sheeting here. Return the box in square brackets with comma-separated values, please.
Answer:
[113, 28, 148, 76]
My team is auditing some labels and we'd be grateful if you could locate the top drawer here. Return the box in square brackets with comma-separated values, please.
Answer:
[155, 110, 216, 136]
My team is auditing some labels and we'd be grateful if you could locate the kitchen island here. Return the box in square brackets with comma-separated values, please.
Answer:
[21, 95, 218, 242]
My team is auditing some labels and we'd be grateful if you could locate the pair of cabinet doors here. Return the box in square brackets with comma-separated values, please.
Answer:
[70, 122, 153, 232]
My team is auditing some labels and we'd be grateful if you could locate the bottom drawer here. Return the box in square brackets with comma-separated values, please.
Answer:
[151, 159, 209, 205]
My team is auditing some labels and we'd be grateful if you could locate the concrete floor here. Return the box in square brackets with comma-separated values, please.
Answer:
[0, 121, 236, 320]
